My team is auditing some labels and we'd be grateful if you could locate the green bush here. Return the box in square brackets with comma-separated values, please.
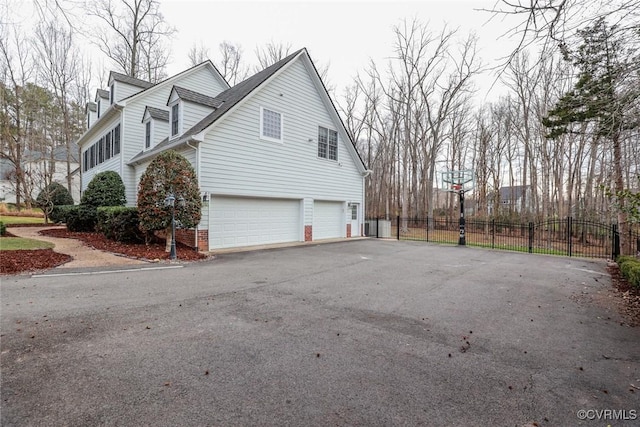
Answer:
[617, 256, 640, 289]
[36, 182, 74, 207]
[81, 171, 126, 208]
[50, 205, 75, 224]
[65, 206, 98, 232]
[96, 206, 144, 242]
[0, 221, 6, 236]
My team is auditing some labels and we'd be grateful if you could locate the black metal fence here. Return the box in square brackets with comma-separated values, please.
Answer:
[365, 217, 640, 259]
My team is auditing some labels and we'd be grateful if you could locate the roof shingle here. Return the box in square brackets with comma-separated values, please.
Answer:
[110, 71, 154, 89]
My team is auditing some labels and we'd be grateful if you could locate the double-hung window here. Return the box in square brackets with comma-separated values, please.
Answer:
[318, 126, 338, 161]
[260, 107, 282, 142]
[145, 121, 152, 149]
[171, 103, 179, 137]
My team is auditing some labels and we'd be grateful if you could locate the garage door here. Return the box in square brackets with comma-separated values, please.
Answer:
[313, 201, 344, 240]
[210, 197, 300, 249]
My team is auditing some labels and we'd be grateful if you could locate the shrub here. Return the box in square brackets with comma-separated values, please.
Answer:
[97, 206, 144, 242]
[0, 221, 6, 236]
[617, 255, 640, 289]
[81, 171, 126, 208]
[36, 182, 74, 223]
[50, 205, 75, 224]
[65, 206, 98, 232]
[137, 150, 201, 247]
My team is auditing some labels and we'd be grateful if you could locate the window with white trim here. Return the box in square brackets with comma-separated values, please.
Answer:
[260, 107, 282, 142]
[145, 121, 152, 149]
[110, 84, 114, 104]
[171, 103, 179, 137]
[97, 100, 101, 118]
[318, 126, 338, 161]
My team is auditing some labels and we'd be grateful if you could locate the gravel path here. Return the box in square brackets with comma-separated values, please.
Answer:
[8, 226, 148, 268]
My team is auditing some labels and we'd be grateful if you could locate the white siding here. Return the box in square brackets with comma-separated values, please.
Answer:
[80, 115, 122, 192]
[199, 58, 363, 207]
[121, 66, 227, 206]
[182, 102, 214, 133]
[114, 82, 143, 102]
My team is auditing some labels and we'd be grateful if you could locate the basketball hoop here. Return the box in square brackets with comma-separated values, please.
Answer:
[452, 184, 462, 192]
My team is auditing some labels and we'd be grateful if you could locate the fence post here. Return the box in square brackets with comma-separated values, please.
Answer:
[567, 217, 573, 257]
[528, 222, 534, 253]
[397, 215, 400, 240]
[611, 224, 620, 259]
[491, 219, 495, 249]
[376, 218, 379, 238]
[426, 217, 429, 242]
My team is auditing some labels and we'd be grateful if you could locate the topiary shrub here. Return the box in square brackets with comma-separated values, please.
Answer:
[50, 205, 75, 224]
[97, 206, 144, 243]
[36, 182, 74, 223]
[81, 171, 126, 208]
[137, 150, 201, 250]
[65, 206, 98, 232]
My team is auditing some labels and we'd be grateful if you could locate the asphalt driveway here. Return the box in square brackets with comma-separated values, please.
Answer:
[1, 240, 638, 426]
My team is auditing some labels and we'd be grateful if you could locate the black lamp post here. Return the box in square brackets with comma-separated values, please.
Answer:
[164, 193, 185, 260]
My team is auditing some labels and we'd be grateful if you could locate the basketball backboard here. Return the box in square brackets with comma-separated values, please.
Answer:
[440, 170, 475, 193]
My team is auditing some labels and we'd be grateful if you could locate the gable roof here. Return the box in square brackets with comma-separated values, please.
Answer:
[144, 106, 169, 122]
[129, 50, 303, 163]
[128, 48, 367, 172]
[96, 89, 109, 99]
[109, 71, 154, 89]
[170, 86, 221, 108]
[77, 60, 229, 147]
[499, 185, 528, 200]
[86, 102, 97, 113]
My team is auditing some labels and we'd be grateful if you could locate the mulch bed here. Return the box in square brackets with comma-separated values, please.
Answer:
[39, 228, 206, 262]
[1, 228, 206, 275]
[1, 249, 72, 275]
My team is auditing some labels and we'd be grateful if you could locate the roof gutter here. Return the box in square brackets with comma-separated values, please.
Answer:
[76, 102, 125, 147]
[127, 134, 203, 166]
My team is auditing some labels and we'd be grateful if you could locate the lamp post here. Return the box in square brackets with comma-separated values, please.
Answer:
[164, 193, 185, 260]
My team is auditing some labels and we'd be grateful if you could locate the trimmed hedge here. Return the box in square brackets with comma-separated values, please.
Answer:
[50, 205, 75, 224]
[81, 171, 126, 208]
[96, 206, 144, 243]
[65, 206, 98, 232]
[617, 256, 640, 289]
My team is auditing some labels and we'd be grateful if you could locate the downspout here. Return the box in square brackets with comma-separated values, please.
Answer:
[186, 140, 199, 251]
[361, 170, 373, 235]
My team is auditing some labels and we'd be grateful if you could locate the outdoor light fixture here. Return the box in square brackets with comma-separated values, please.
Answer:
[164, 192, 185, 260]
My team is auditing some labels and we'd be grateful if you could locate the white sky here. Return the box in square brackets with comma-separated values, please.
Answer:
[159, 0, 521, 100]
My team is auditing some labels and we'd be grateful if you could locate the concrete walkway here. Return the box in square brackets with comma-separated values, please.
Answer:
[8, 226, 148, 269]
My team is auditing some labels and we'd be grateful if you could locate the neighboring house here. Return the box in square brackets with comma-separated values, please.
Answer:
[488, 185, 532, 215]
[0, 146, 80, 204]
[76, 48, 369, 251]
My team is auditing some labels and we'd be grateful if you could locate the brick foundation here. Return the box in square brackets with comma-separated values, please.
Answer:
[346, 223, 352, 238]
[160, 228, 209, 252]
[304, 225, 312, 242]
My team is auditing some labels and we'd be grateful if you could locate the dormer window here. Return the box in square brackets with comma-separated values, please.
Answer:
[171, 103, 180, 137]
[145, 121, 152, 149]
[97, 99, 101, 118]
[110, 84, 114, 104]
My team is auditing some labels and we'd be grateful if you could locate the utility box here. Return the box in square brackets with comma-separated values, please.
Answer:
[366, 219, 391, 238]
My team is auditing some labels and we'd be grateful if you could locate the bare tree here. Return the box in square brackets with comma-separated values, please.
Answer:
[86, 0, 175, 82]
[34, 19, 80, 193]
[214, 41, 249, 85]
[255, 41, 292, 69]
[0, 17, 34, 209]
[187, 41, 210, 66]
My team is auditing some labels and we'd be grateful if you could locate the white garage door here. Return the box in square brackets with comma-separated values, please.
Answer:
[210, 197, 300, 249]
[313, 201, 344, 240]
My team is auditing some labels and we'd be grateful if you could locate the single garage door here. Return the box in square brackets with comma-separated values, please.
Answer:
[313, 201, 344, 240]
[210, 197, 300, 249]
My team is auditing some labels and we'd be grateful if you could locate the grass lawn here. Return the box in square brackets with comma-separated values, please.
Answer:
[0, 237, 54, 250]
[0, 215, 45, 225]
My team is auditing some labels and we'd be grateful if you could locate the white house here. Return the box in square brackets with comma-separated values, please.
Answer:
[76, 48, 369, 251]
